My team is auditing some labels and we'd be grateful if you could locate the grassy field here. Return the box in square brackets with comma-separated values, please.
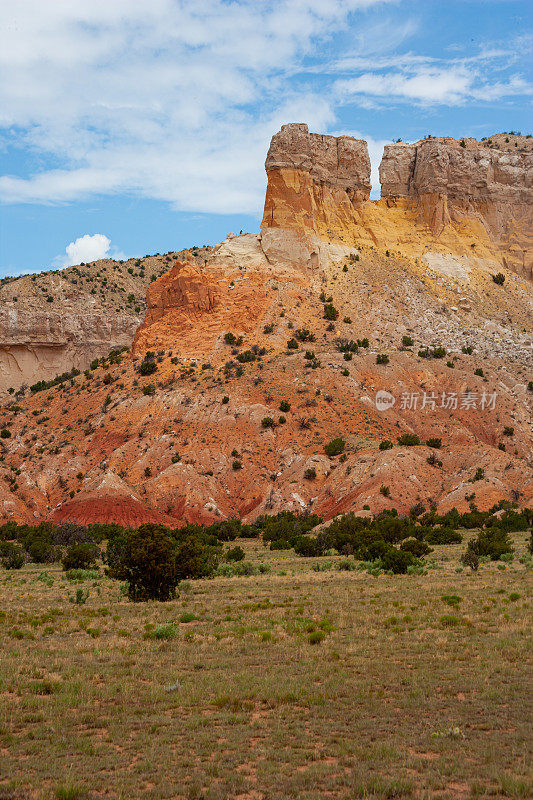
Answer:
[1, 534, 531, 800]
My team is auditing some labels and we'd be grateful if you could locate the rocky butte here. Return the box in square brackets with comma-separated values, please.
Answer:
[262, 123, 533, 280]
[0, 124, 531, 526]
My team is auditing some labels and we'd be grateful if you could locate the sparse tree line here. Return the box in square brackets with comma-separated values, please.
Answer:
[0, 502, 531, 601]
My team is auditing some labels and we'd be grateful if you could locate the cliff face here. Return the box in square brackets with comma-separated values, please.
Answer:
[0, 246, 213, 394]
[379, 135, 533, 279]
[261, 123, 371, 239]
[0, 307, 137, 393]
[262, 125, 533, 280]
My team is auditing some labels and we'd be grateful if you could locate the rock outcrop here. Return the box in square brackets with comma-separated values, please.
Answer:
[0, 307, 137, 393]
[261, 123, 370, 255]
[380, 135, 533, 280]
[261, 125, 532, 280]
[0, 246, 213, 394]
[133, 248, 273, 356]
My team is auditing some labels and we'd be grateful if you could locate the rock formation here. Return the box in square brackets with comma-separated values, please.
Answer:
[260, 123, 371, 268]
[262, 125, 532, 280]
[0, 246, 212, 394]
[0, 125, 531, 527]
[0, 307, 137, 394]
[380, 134, 533, 280]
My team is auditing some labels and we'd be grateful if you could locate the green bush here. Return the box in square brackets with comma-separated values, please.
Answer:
[226, 545, 245, 562]
[467, 529, 513, 561]
[380, 547, 417, 574]
[323, 303, 339, 321]
[62, 543, 99, 571]
[376, 354, 389, 365]
[426, 438, 442, 448]
[324, 437, 345, 457]
[139, 360, 157, 376]
[379, 440, 393, 451]
[400, 538, 431, 557]
[424, 527, 462, 545]
[0, 541, 25, 569]
[106, 525, 180, 601]
[397, 433, 420, 446]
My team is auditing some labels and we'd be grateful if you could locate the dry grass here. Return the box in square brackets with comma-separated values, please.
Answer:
[1, 534, 531, 799]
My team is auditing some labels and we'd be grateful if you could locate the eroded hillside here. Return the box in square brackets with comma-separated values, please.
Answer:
[0, 125, 531, 526]
[0, 245, 213, 394]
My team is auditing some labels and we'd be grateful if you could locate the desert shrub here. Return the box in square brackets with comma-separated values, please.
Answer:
[486, 508, 531, 533]
[205, 519, 242, 541]
[492, 272, 505, 285]
[269, 538, 292, 550]
[139, 360, 157, 376]
[426, 438, 442, 448]
[286, 338, 298, 349]
[400, 538, 431, 556]
[293, 535, 323, 557]
[468, 529, 513, 561]
[461, 546, 479, 571]
[261, 417, 275, 428]
[380, 547, 417, 574]
[26, 537, 57, 564]
[304, 467, 317, 480]
[323, 303, 338, 321]
[402, 335, 414, 346]
[380, 485, 390, 497]
[376, 354, 389, 365]
[106, 525, 180, 601]
[324, 437, 345, 457]
[0, 541, 25, 569]
[62, 543, 99, 571]
[239, 524, 260, 538]
[295, 328, 315, 342]
[225, 545, 245, 562]
[174, 536, 219, 580]
[424, 526, 462, 545]
[279, 400, 291, 412]
[236, 349, 257, 363]
[224, 332, 243, 345]
[258, 511, 322, 549]
[379, 440, 393, 451]
[397, 433, 420, 446]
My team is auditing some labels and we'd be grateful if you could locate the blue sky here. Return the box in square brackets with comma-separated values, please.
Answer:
[1, 0, 531, 277]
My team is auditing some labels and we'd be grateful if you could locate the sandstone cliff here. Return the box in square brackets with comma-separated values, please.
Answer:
[0, 125, 531, 528]
[261, 125, 532, 281]
[380, 134, 533, 280]
[0, 246, 212, 394]
[260, 123, 371, 267]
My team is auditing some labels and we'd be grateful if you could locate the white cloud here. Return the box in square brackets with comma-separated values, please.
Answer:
[0, 0, 398, 212]
[335, 62, 533, 107]
[53, 233, 125, 267]
[0, 2, 530, 214]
